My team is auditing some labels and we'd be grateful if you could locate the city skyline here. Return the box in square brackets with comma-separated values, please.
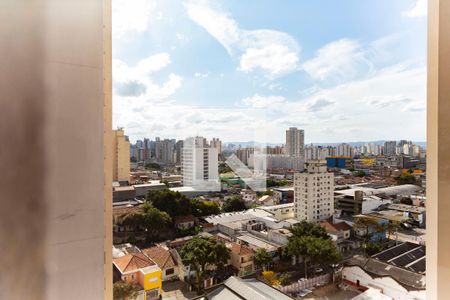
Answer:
[113, 0, 426, 143]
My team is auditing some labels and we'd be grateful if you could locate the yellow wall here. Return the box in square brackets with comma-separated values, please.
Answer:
[138, 269, 162, 298]
[112, 129, 131, 182]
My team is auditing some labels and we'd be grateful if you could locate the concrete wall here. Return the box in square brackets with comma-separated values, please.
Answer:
[0, 1, 111, 299]
[427, 0, 450, 299]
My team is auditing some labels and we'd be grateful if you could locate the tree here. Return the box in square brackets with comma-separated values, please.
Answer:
[254, 248, 272, 271]
[290, 221, 330, 240]
[279, 272, 292, 286]
[113, 281, 140, 300]
[286, 235, 341, 278]
[190, 199, 221, 217]
[354, 170, 366, 177]
[395, 173, 416, 185]
[353, 215, 383, 255]
[141, 203, 172, 240]
[147, 190, 192, 217]
[222, 196, 246, 212]
[179, 237, 230, 292]
[286, 221, 341, 278]
[145, 162, 161, 170]
[366, 241, 382, 256]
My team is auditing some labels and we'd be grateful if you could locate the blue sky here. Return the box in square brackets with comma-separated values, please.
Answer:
[112, 0, 427, 143]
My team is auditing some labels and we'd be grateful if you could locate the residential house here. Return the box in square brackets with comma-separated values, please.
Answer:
[174, 215, 196, 230]
[228, 242, 255, 277]
[319, 219, 359, 252]
[113, 253, 162, 300]
[142, 245, 178, 281]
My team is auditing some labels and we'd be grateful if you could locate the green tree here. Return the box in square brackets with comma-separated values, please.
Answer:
[354, 170, 366, 177]
[145, 162, 161, 170]
[395, 173, 416, 184]
[113, 281, 140, 300]
[366, 241, 382, 256]
[179, 237, 230, 292]
[279, 273, 292, 286]
[222, 196, 247, 212]
[147, 190, 192, 217]
[353, 215, 383, 255]
[190, 199, 221, 217]
[141, 203, 172, 240]
[290, 221, 330, 240]
[254, 248, 272, 271]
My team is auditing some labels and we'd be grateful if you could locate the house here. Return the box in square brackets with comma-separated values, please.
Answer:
[241, 189, 257, 203]
[319, 219, 359, 252]
[142, 245, 178, 281]
[258, 194, 275, 206]
[113, 253, 162, 300]
[342, 243, 426, 300]
[228, 242, 255, 277]
[174, 215, 196, 230]
[205, 276, 294, 300]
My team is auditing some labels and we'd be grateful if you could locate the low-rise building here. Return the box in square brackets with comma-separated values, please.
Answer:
[113, 253, 162, 300]
[174, 215, 196, 230]
[205, 276, 294, 300]
[228, 242, 255, 276]
[141, 245, 178, 281]
[342, 242, 426, 300]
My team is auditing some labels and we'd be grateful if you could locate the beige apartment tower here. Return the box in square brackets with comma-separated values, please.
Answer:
[286, 127, 305, 158]
[113, 128, 131, 182]
[294, 160, 334, 222]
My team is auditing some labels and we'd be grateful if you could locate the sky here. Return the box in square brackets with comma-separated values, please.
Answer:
[112, 0, 427, 144]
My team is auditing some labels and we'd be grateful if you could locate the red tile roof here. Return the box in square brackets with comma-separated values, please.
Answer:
[230, 243, 254, 256]
[113, 253, 155, 274]
[319, 220, 352, 233]
[141, 245, 176, 269]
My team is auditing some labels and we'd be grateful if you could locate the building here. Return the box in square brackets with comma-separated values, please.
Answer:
[227, 243, 255, 276]
[326, 157, 353, 169]
[141, 245, 178, 282]
[285, 127, 305, 158]
[205, 276, 294, 300]
[210, 138, 222, 158]
[294, 160, 334, 222]
[236, 147, 254, 165]
[384, 141, 397, 156]
[272, 187, 294, 204]
[337, 143, 354, 157]
[182, 136, 219, 191]
[343, 242, 426, 300]
[113, 253, 162, 299]
[113, 128, 131, 182]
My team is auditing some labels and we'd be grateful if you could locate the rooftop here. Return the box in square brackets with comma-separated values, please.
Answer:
[113, 253, 156, 275]
[141, 245, 176, 269]
[206, 276, 293, 300]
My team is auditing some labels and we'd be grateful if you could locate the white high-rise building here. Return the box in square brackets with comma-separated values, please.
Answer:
[384, 141, 397, 156]
[285, 127, 305, 158]
[294, 160, 334, 222]
[182, 136, 219, 191]
[337, 143, 354, 157]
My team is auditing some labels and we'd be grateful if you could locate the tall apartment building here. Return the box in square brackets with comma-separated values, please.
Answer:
[384, 141, 397, 156]
[236, 147, 254, 165]
[294, 160, 334, 222]
[182, 137, 219, 190]
[285, 127, 305, 158]
[113, 129, 130, 182]
[210, 138, 222, 159]
[337, 143, 354, 157]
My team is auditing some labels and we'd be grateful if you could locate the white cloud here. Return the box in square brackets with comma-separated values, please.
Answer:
[402, 0, 427, 18]
[112, 0, 158, 38]
[184, 0, 300, 78]
[306, 98, 334, 112]
[194, 72, 209, 78]
[239, 44, 299, 77]
[113, 53, 182, 100]
[240, 94, 285, 108]
[302, 39, 371, 82]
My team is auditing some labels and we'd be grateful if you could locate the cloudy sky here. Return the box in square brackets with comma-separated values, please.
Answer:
[112, 0, 427, 143]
